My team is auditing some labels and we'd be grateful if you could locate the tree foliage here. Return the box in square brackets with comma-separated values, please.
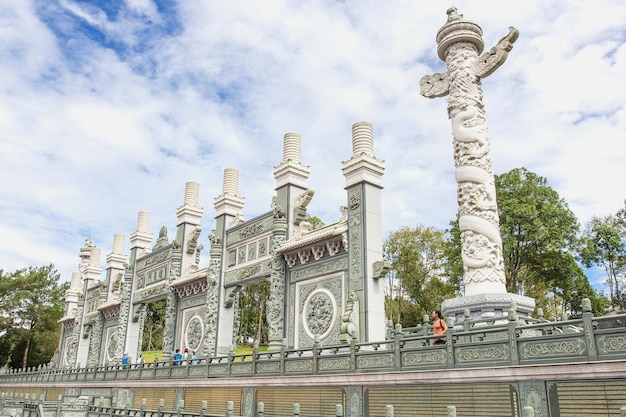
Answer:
[0, 265, 67, 369]
[238, 280, 270, 345]
[383, 226, 457, 326]
[446, 168, 605, 318]
[495, 168, 581, 297]
[580, 206, 626, 309]
[141, 299, 166, 352]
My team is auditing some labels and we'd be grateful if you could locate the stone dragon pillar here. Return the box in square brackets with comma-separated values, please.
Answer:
[420, 8, 534, 320]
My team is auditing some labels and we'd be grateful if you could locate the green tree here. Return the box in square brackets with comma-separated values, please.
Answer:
[496, 168, 581, 298]
[383, 225, 457, 326]
[141, 299, 166, 352]
[307, 216, 325, 231]
[448, 168, 603, 318]
[238, 280, 270, 345]
[0, 265, 67, 369]
[580, 207, 626, 309]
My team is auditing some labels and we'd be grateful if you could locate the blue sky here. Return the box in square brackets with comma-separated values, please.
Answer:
[1, 0, 625, 294]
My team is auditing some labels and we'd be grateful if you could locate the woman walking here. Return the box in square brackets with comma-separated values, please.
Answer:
[432, 310, 447, 345]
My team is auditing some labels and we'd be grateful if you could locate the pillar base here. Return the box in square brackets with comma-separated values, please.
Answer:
[442, 292, 535, 325]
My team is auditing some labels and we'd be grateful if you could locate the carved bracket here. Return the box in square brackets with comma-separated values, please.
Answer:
[132, 303, 146, 322]
[372, 260, 390, 279]
[224, 285, 242, 308]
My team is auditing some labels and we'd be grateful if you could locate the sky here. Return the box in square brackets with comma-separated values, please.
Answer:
[1, 0, 625, 292]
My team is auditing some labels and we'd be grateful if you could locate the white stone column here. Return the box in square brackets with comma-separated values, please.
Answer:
[214, 168, 245, 218]
[341, 122, 386, 342]
[421, 8, 534, 320]
[214, 169, 245, 355]
[176, 181, 203, 226]
[130, 211, 153, 257]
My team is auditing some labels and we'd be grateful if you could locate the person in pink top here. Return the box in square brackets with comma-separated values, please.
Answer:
[432, 310, 447, 345]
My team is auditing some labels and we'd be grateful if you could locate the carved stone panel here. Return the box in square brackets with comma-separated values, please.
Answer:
[518, 381, 549, 417]
[597, 334, 626, 356]
[104, 327, 118, 364]
[180, 307, 207, 354]
[455, 344, 510, 364]
[294, 273, 344, 349]
[226, 215, 273, 246]
[518, 339, 586, 361]
[290, 256, 348, 283]
[224, 260, 271, 286]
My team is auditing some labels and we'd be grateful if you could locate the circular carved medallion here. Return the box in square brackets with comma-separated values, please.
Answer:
[184, 315, 204, 352]
[302, 288, 337, 340]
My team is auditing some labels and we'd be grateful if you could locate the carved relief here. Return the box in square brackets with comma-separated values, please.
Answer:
[161, 288, 178, 359]
[174, 280, 208, 298]
[456, 345, 508, 362]
[227, 216, 273, 246]
[102, 305, 120, 320]
[357, 353, 394, 369]
[519, 340, 586, 359]
[297, 277, 343, 348]
[184, 315, 204, 352]
[133, 283, 167, 303]
[597, 334, 626, 353]
[247, 242, 257, 261]
[346, 387, 362, 417]
[258, 238, 267, 257]
[267, 217, 287, 347]
[446, 42, 507, 293]
[106, 330, 118, 363]
[285, 360, 313, 373]
[403, 350, 447, 366]
[113, 271, 131, 363]
[237, 247, 246, 264]
[318, 357, 350, 371]
[303, 289, 336, 340]
[86, 315, 103, 366]
[180, 295, 205, 310]
[66, 304, 83, 367]
[202, 243, 221, 358]
[421, 13, 519, 295]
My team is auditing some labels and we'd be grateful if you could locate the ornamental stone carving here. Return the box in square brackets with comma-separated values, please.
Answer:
[267, 215, 287, 350]
[202, 243, 221, 358]
[421, 8, 520, 297]
[285, 360, 313, 373]
[86, 315, 103, 366]
[519, 340, 585, 359]
[290, 257, 347, 283]
[596, 334, 626, 354]
[403, 350, 447, 366]
[318, 357, 350, 371]
[357, 353, 394, 369]
[184, 315, 204, 353]
[106, 330, 118, 363]
[303, 289, 336, 339]
[456, 345, 508, 362]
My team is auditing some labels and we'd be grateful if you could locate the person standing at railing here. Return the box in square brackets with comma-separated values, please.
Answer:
[182, 347, 189, 366]
[121, 352, 129, 369]
[432, 310, 447, 345]
[190, 351, 198, 365]
[173, 349, 182, 366]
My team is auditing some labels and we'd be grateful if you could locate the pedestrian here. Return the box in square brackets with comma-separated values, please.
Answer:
[191, 350, 198, 365]
[121, 352, 129, 369]
[173, 349, 182, 366]
[182, 347, 189, 366]
[432, 310, 447, 345]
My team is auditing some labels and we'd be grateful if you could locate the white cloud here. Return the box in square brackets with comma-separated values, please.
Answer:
[0, 0, 625, 298]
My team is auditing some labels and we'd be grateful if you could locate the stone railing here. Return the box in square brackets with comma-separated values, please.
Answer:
[1, 306, 624, 384]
